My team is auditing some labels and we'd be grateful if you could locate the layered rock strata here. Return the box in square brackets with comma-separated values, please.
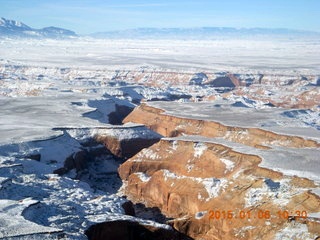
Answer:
[123, 103, 319, 149]
[119, 103, 320, 239]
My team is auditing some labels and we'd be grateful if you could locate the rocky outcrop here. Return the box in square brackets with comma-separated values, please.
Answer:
[119, 139, 261, 180]
[118, 138, 320, 240]
[54, 150, 90, 175]
[123, 103, 319, 149]
[206, 74, 242, 88]
[119, 103, 320, 239]
[96, 136, 160, 159]
[95, 126, 162, 159]
[189, 73, 208, 86]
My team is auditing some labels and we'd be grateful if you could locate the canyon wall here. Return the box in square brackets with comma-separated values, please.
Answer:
[119, 103, 320, 240]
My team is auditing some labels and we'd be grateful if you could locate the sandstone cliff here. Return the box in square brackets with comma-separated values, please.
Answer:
[119, 138, 320, 239]
[119, 103, 320, 240]
[123, 103, 319, 149]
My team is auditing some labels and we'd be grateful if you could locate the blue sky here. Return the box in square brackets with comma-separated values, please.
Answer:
[0, 0, 319, 34]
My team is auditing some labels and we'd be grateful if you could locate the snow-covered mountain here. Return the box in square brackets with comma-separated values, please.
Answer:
[0, 17, 77, 38]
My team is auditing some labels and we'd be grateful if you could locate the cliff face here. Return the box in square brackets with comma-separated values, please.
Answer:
[119, 139, 320, 239]
[94, 126, 162, 159]
[119, 103, 320, 240]
[123, 103, 319, 149]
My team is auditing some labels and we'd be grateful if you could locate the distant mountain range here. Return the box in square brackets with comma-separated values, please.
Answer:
[0, 17, 77, 38]
[91, 27, 320, 39]
[1, 17, 319, 40]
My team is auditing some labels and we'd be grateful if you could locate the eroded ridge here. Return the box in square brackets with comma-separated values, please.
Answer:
[124, 103, 319, 149]
[119, 102, 320, 240]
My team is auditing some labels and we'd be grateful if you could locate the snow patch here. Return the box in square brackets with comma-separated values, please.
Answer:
[171, 140, 178, 151]
[202, 178, 227, 199]
[135, 172, 151, 182]
[97, 126, 161, 141]
[162, 170, 226, 200]
[234, 225, 256, 238]
[220, 158, 235, 173]
[194, 142, 207, 158]
[245, 179, 293, 208]
[0, 199, 62, 239]
[275, 222, 316, 240]
[140, 148, 160, 160]
[186, 163, 194, 172]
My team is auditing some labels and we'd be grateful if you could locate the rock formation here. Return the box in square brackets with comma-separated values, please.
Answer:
[94, 126, 162, 159]
[118, 102, 320, 240]
[123, 103, 319, 148]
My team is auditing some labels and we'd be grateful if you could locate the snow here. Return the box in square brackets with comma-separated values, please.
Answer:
[96, 126, 161, 141]
[96, 213, 173, 230]
[258, 147, 320, 183]
[134, 148, 162, 162]
[312, 188, 320, 198]
[220, 158, 235, 173]
[193, 142, 207, 158]
[202, 178, 227, 199]
[282, 109, 320, 130]
[139, 148, 160, 160]
[0, 110, 162, 238]
[135, 172, 151, 182]
[0, 151, 128, 239]
[162, 169, 227, 200]
[274, 222, 317, 240]
[171, 140, 178, 151]
[0, 38, 319, 75]
[0, 94, 111, 145]
[234, 225, 256, 238]
[244, 179, 293, 208]
[308, 212, 320, 219]
[0, 199, 62, 239]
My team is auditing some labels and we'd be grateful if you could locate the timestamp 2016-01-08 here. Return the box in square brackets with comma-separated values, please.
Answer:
[208, 210, 308, 220]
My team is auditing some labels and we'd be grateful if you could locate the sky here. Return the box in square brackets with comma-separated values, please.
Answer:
[0, 0, 319, 34]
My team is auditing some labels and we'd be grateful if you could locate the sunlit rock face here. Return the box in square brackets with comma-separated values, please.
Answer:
[123, 103, 319, 148]
[119, 102, 320, 240]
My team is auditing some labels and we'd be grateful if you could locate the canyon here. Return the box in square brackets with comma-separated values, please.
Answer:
[120, 102, 320, 239]
[0, 38, 319, 239]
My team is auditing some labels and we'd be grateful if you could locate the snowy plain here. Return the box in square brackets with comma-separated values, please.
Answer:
[1, 37, 320, 74]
